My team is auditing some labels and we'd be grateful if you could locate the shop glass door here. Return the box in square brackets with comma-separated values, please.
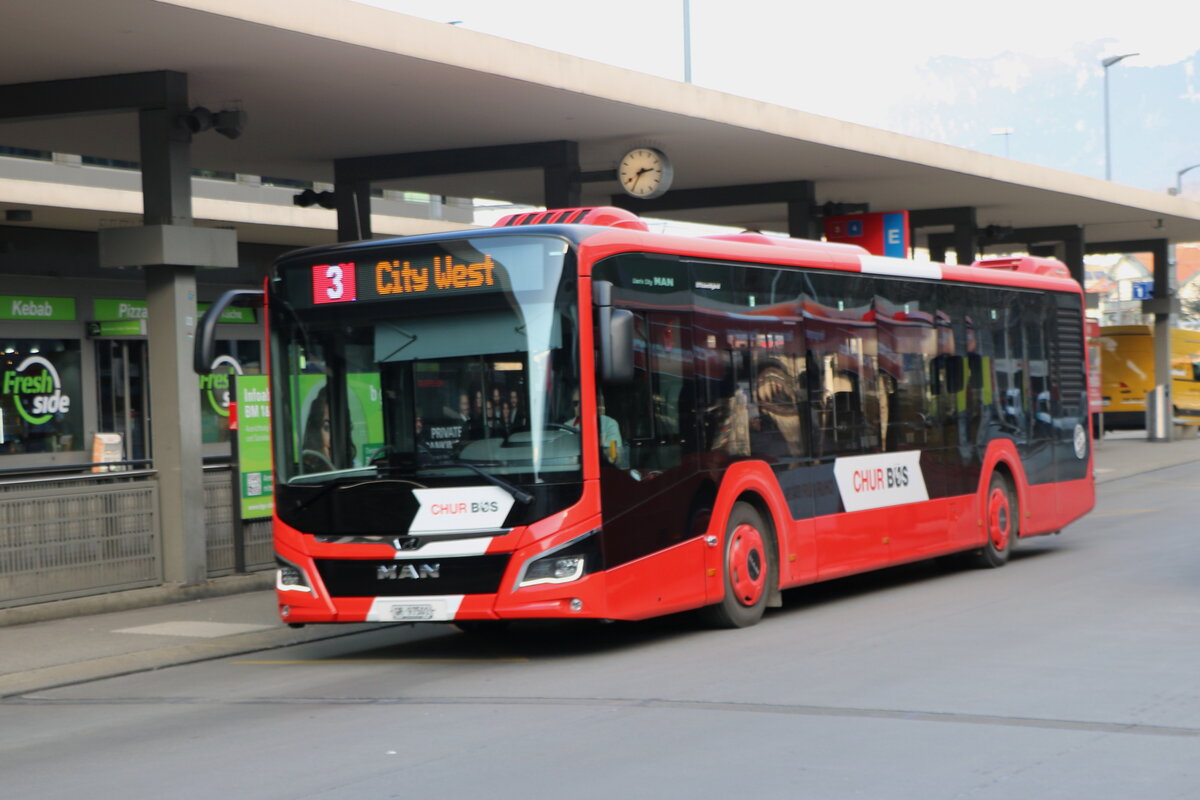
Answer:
[95, 340, 150, 463]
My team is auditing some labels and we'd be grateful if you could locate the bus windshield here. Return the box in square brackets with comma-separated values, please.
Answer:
[269, 235, 581, 494]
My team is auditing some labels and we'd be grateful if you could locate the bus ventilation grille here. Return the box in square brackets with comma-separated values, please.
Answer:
[493, 206, 650, 231]
[1050, 305, 1087, 405]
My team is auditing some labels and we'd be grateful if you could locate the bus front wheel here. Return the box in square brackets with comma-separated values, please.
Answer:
[701, 502, 775, 629]
[972, 473, 1016, 569]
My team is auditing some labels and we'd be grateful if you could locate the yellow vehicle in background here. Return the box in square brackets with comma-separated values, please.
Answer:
[1097, 326, 1200, 430]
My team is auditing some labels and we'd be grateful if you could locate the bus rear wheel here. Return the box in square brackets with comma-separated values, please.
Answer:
[971, 473, 1016, 569]
[701, 502, 774, 629]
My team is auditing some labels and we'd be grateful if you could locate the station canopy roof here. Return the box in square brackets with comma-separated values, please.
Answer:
[4, 0, 1200, 249]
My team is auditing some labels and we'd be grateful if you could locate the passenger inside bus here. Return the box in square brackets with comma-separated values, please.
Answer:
[566, 388, 625, 467]
[301, 386, 334, 471]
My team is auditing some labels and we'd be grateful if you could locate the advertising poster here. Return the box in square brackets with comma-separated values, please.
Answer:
[235, 375, 273, 520]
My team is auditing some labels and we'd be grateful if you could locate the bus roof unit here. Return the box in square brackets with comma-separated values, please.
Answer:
[494, 206, 649, 231]
[972, 256, 1071, 278]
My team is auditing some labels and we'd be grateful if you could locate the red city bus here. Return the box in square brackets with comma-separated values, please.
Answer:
[199, 207, 1094, 629]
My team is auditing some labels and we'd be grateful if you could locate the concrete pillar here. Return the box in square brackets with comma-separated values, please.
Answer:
[543, 140, 580, 209]
[334, 177, 373, 242]
[1149, 240, 1174, 442]
[954, 221, 977, 266]
[139, 95, 207, 584]
[786, 182, 820, 240]
[1063, 231, 1085, 286]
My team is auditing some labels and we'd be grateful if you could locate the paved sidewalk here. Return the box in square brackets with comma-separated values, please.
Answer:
[0, 582, 382, 697]
[1091, 427, 1200, 483]
[1, 430, 1197, 698]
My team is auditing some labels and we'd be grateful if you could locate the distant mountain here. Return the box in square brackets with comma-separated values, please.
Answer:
[886, 43, 1200, 195]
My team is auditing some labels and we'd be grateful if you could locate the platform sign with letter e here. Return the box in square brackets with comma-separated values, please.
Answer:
[824, 211, 910, 257]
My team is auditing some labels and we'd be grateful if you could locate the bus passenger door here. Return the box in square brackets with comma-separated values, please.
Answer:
[599, 311, 707, 615]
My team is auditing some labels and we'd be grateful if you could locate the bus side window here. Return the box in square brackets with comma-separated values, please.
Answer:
[599, 310, 692, 476]
[645, 313, 690, 473]
[874, 278, 936, 451]
[599, 312, 650, 449]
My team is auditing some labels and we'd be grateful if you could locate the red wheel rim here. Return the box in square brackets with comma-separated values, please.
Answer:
[728, 523, 766, 606]
[988, 487, 1010, 551]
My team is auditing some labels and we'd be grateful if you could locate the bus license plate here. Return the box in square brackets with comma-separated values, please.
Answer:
[389, 602, 438, 621]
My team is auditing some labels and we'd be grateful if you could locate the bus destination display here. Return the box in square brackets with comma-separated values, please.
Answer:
[309, 254, 500, 306]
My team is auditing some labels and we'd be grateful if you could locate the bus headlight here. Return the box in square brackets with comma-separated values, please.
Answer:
[516, 530, 602, 589]
[276, 556, 314, 593]
[522, 555, 586, 586]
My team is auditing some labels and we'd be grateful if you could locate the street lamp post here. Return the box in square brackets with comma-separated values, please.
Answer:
[990, 127, 1014, 158]
[682, 0, 692, 83]
[1173, 163, 1200, 196]
[1102, 53, 1138, 181]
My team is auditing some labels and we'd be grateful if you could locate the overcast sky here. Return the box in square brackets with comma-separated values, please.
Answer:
[365, 0, 1200, 131]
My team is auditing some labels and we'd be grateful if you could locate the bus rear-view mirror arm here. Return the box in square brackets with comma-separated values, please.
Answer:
[194, 288, 265, 373]
[594, 280, 634, 384]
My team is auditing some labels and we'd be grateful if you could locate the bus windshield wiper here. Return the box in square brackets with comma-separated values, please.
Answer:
[415, 459, 534, 505]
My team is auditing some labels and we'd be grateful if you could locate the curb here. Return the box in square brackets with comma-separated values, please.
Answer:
[0, 572, 275, 629]
[0, 621, 388, 698]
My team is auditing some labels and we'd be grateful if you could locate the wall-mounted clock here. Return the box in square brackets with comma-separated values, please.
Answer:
[617, 147, 674, 200]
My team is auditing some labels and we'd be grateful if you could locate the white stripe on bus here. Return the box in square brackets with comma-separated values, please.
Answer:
[858, 254, 943, 280]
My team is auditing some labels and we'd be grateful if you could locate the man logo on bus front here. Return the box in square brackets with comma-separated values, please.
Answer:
[377, 563, 440, 580]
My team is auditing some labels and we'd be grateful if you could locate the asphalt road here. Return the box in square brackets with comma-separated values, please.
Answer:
[2, 461, 1198, 799]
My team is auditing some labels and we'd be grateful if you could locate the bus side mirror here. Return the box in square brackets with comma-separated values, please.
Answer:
[594, 280, 634, 384]
[194, 289, 264, 373]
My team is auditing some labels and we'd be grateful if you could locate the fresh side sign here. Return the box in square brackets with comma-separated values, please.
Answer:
[2, 355, 72, 423]
[0, 296, 76, 321]
[201, 355, 243, 418]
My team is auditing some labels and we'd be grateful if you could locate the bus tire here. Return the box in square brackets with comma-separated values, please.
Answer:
[971, 473, 1016, 569]
[701, 501, 774, 629]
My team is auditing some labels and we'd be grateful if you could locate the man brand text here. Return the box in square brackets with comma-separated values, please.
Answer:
[376, 563, 440, 580]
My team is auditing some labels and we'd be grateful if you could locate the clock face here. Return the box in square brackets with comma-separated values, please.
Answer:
[618, 147, 673, 199]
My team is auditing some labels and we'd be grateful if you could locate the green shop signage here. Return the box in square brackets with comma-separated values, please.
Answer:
[2, 355, 72, 423]
[87, 319, 147, 337]
[93, 299, 255, 324]
[0, 296, 76, 321]
[199, 302, 256, 324]
[93, 299, 148, 320]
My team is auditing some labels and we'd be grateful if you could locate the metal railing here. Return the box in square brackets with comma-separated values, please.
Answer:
[203, 465, 273, 577]
[0, 470, 160, 608]
[0, 462, 274, 609]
